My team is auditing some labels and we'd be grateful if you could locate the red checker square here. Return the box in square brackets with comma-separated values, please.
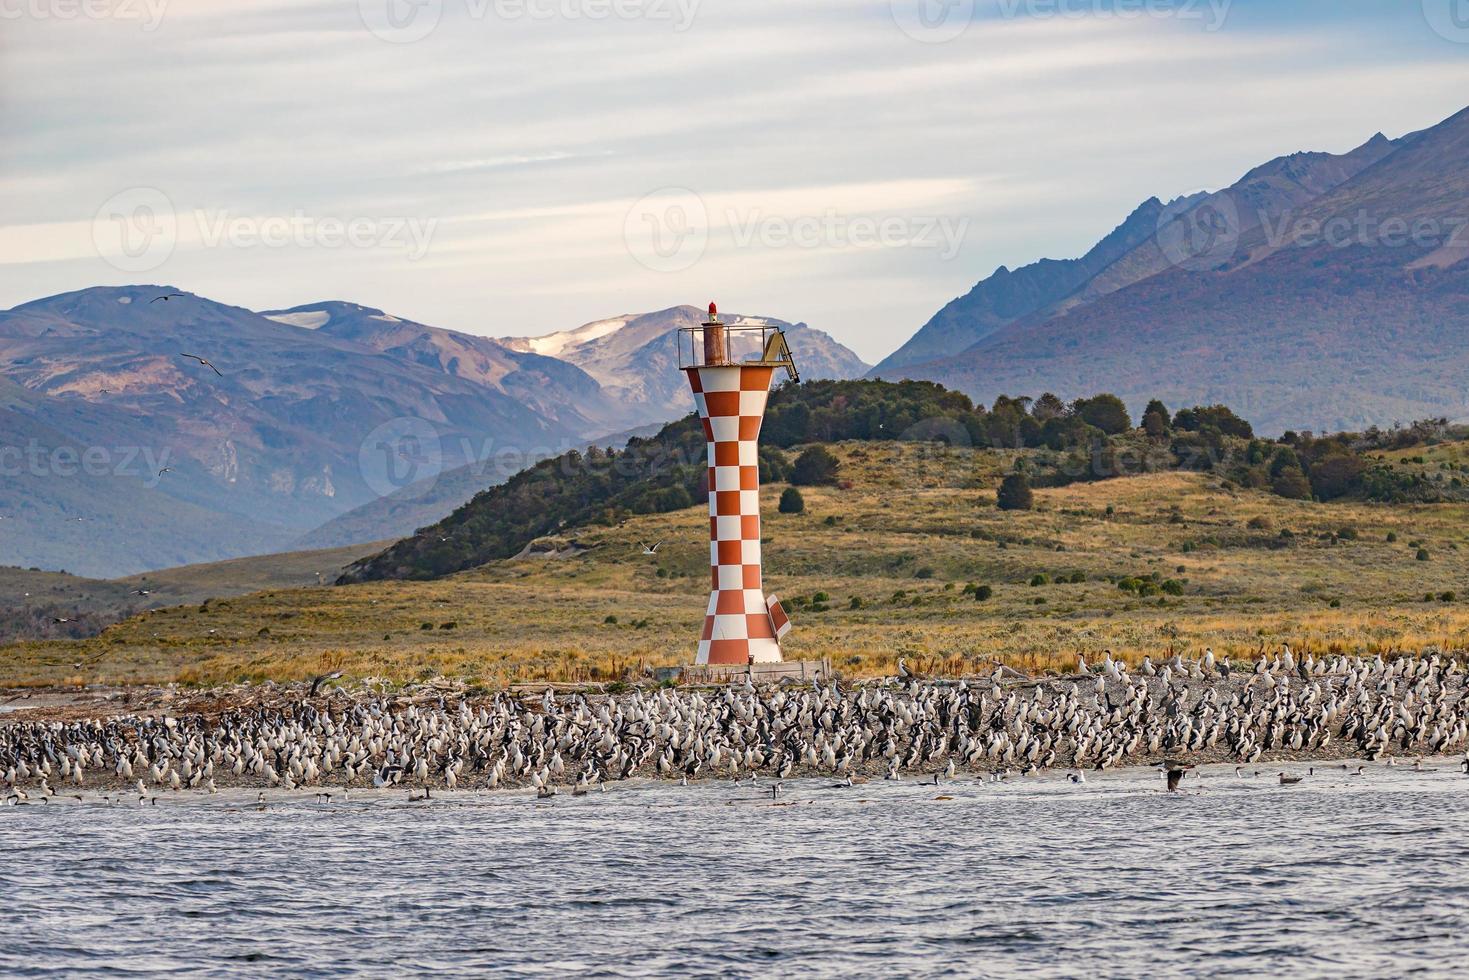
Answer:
[715, 591, 745, 614]
[738, 416, 762, 440]
[717, 540, 744, 565]
[687, 372, 704, 394]
[714, 490, 743, 516]
[742, 564, 762, 588]
[739, 466, 759, 490]
[714, 442, 740, 466]
[741, 515, 760, 539]
[703, 391, 741, 417]
[745, 613, 776, 639]
[706, 639, 748, 665]
[740, 367, 774, 391]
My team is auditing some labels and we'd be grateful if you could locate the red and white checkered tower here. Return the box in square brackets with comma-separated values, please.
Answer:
[680, 303, 799, 665]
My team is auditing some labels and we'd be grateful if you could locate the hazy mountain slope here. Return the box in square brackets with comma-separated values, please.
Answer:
[900, 108, 1469, 435]
[874, 132, 1399, 380]
[294, 423, 663, 551]
[0, 286, 581, 575]
[871, 198, 1178, 375]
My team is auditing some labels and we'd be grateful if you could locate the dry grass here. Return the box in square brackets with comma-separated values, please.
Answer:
[6, 442, 1469, 688]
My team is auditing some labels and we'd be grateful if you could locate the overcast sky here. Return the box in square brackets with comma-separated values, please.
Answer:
[2, 0, 1467, 361]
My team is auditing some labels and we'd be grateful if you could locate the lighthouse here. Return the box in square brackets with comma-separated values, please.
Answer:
[680, 303, 799, 665]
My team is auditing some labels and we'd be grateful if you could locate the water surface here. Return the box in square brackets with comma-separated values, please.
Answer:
[4, 763, 1468, 978]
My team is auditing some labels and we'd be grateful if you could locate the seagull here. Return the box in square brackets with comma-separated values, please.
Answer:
[151, 294, 185, 303]
[1278, 772, 1303, 785]
[640, 541, 663, 555]
[157, 467, 174, 477]
[179, 352, 223, 377]
[309, 671, 344, 697]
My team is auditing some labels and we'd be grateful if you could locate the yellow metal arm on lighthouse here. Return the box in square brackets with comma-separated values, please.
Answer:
[761, 330, 800, 384]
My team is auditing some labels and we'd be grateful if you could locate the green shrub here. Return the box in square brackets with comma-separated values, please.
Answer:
[848, 596, 866, 610]
[1441, 591, 1457, 602]
[1029, 573, 1049, 587]
[778, 487, 805, 514]
[997, 473, 1034, 511]
[1161, 579, 1185, 596]
[914, 568, 935, 580]
[790, 446, 840, 486]
[975, 585, 994, 601]
[1417, 548, 1431, 561]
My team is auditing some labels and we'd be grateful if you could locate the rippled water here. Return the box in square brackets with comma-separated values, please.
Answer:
[4, 762, 1469, 978]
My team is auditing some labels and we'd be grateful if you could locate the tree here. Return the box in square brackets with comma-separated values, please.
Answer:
[1032, 392, 1066, 421]
[1272, 466, 1313, 500]
[997, 473, 1034, 511]
[1071, 394, 1132, 435]
[778, 487, 805, 514]
[1309, 454, 1368, 501]
[790, 446, 840, 486]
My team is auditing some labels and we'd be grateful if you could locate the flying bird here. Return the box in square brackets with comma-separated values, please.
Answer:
[151, 294, 185, 303]
[157, 467, 174, 477]
[179, 353, 223, 377]
[640, 540, 663, 555]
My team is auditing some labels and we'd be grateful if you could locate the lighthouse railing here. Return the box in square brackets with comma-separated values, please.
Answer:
[676, 324, 787, 370]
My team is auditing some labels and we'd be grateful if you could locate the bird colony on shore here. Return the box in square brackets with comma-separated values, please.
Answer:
[4, 650, 1469, 801]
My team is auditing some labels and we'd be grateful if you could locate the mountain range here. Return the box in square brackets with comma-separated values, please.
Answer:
[875, 106, 1469, 435]
[0, 290, 865, 576]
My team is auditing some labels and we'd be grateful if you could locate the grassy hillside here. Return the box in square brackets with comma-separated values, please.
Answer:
[6, 441, 1469, 688]
[0, 541, 388, 643]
